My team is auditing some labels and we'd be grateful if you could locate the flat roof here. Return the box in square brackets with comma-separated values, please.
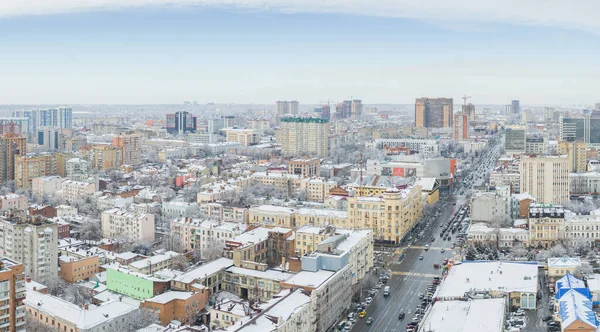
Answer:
[173, 258, 233, 284]
[419, 299, 505, 332]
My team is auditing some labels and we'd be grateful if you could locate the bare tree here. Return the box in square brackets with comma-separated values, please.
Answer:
[76, 219, 103, 244]
[26, 313, 56, 332]
[202, 238, 224, 261]
[115, 308, 159, 330]
[162, 232, 183, 253]
[171, 254, 189, 271]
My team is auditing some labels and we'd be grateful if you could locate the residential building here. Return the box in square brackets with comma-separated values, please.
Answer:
[209, 299, 253, 329]
[166, 111, 197, 135]
[14, 154, 56, 189]
[453, 112, 468, 141]
[36, 126, 59, 151]
[276, 117, 329, 157]
[415, 97, 453, 128]
[570, 173, 600, 194]
[347, 186, 422, 243]
[58, 255, 99, 283]
[31, 176, 66, 199]
[0, 134, 26, 183]
[224, 226, 293, 268]
[87, 144, 122, 170]
[25, 290, 138, 332]
[0, 258, 26, 332]
[105, 264, 172, 300]
[249, 205, 295, 228]
[466, 223, 529, 248]
[418, 298, 506, 332]
[298, 177, 337, 202]
[224, 129, 259, 146]
[414, 177, 440, 204]
[60, 180, 96, 203]
[525, 136, 547, 154]
[0, 195, 27, 212]
[512, 100, 520, 114]
[65, 158, 89, 181]
[112, 132, 142, 166]
[294, 208, 348, 228]
[223, 266, 293, 302]
[171, 258, 233, 294]
[288, 157, 320, 178]
[142, 289, 209, 326]
[520, 155, 570, 204]
[101, 208, 155, 243]
[371, 138, 439, 157]
[548, 257, 582, 282]
[558, 140, 587, 173]
[276, 100, 299, 116]
[0, 217, 58, 283]
[528, 204, 566, 249]
[463, 102, 476, 120]
[469, 192, 508, 222]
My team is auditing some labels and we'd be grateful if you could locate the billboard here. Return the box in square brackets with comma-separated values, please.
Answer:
[392, 168, 404, 176]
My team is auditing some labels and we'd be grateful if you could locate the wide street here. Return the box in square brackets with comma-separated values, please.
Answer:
[351, 137, 503, 332]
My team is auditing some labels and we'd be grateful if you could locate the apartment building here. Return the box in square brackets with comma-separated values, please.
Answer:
[298, 177, 337, 202]
[520, 155, 570, 204]
[347, 185, 422, 244]
[528, 204, 566, 249]
[14, 154, 57, 189]
[288, 157, 320, 177]
[0, 135, 26, 184]
[65, 158, 89, 181]
[87, 144, 122, 170]
[142, 289, 209, 326]
[295, 208, 348, 228]
[558, 140, 587, 173]
[31, 176, 66, 199]
[470, 192, 508, 222]
[58, 255, 99, 283]
[60, 180, 96, 203]
[248, 205, 296, 228]
[170, 218, 246, 253]
[0, 217, 58, 283]
[276, 117, 329, 157]
[0, 195, 27, 212]
[101, 208, 155, 243]
[198, 202, 248, 223]
[112, 132, 142, 166]
[415, 97, 453, 128]
[0, 258, 25, 332]
[224, 129, 259, 146]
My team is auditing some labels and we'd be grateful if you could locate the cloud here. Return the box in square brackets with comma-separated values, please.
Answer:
[1, 0, 600, 32]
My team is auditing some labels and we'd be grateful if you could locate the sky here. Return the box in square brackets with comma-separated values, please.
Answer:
[1, 1, 600, 105]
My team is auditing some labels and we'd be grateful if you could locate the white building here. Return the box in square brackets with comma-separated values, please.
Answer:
[0, 218, 58, 283]
[0, 194, 28, 211]
[470, 192, 508, 223]
[570, 172, 600, 195]
[162, 201, 197, 221]
[56, 204, 77, 218]
[60, 179, 96, 203]
[467, 223, 529, 247]
[65, 158, 90, 181]
[101, 208, 155, 242]
[31, 175, 67, 199]
[564, 209, 600, 247]
[417, 298, 506, 332]
[171, 218, 247, 253]
[370, 138, 440, 157]
[520, 155, 570, 204]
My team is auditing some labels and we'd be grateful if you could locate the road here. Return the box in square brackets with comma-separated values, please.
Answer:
[351, 136, 504, 332]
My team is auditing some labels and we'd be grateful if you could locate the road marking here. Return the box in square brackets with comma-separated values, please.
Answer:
[409, 246, 452, 250]
[392, 271, 439, 278]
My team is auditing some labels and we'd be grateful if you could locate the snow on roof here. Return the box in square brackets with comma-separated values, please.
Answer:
[420, 298, 505, 332]
[513, 219, 527, 227]
[250, 205, 295, 214]
[558, 289, 598, 329]
[556, 274, 586, 292]
[414, 177, 437, 191]
[25, 290, 138, 329]
[226, 266, 294, 282]
[586, 274, 600, 292]
[173, 258, 233, 284]
[436, 261, 538, 298]
[512, 192, 535, 201]
[295, 208, 348, 219]
[230, 227, 292, 246]
[283, 270, 334, 288]
[145, 291, 196, 304]
[115, 251, 139, 260]
[129, 251, 179, 269]
[335, 229, 371, 253]
[25, 280, 48, 292]
[548, 257, 581, 269]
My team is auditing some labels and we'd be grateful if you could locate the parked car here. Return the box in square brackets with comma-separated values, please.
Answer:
[359, 311, 366, 318]
[366, 317, 374, 325]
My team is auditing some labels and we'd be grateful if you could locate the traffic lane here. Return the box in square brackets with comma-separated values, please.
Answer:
[351, 273, 408, 331]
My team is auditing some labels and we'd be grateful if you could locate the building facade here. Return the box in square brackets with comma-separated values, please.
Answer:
[415, 97, 453, 128]
[520, 155, 570, 204]
[101, 208, 155, 243]
[276, 118, 329, 157]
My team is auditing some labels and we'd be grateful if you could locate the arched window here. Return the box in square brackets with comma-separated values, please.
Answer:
[521, 294, 528, 308]
[528, 294, 535, 308]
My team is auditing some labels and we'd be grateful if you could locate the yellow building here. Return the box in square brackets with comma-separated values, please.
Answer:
[348, 185, 422, 243]
[276, 117, 329, 157]
[294, 208, 348, 228]
[528, 204, 565, 249]
[224, 129, 260, 147]
[415, 178, 440, 204]
[288, 157, 320, 177]
[558, 140, 587, 173]
[88, 144, 122, 170]
[14, 154, 57, 189]
[248, 205, 296, 227]
[0, 134, 26, 184]
[298, 177, 337, 202]
[294, 225, 336, 255]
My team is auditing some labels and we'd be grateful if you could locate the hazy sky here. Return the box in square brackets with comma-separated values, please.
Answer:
[1, 1, 599, 105]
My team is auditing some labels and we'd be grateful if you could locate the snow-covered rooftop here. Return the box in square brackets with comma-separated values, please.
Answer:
[436, 261, 538, 298]
[548, 257, 581, 269]
[283, 270, 334, 288]
[226, 266, 294, 282]
[129, 251, 179, 270]
[558, 289, 598, 330]
[418, 298, 506, 332]
[145, 291, 196, 304]
[173, 258, 233, 284]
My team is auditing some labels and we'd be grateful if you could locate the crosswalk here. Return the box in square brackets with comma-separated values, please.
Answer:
[391, 271, 439, 278]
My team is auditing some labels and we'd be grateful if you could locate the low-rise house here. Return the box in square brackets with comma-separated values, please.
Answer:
[171, 258, 233, 294]
[128, 251, 179, 274]
[223, 266, 294, 302]
[555, 274, 598, 332]
[142, 289, 209, 326]
[0, 194, 27, 211]
[58, 255, 99, 283]
[548, 257, 582, 283]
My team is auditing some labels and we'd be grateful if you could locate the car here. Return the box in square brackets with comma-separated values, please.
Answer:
[512, 311, 525, 316]
[347, 312, 355, 321]
[418, 293, 424, 299]
[542, 316, 553, 322]
[359, 311, 366, 318]
[431, 238, 435, 242]
[398, 312, 405, 320]
[366, 317, 374, 325]
[440, 248, 445, 253]
[547, 327, 560, 332]
[366, 297, 373, 304]
[419, 256, 424, 260]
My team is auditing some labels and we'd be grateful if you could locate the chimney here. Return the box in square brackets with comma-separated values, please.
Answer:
[84, 304, 89, 310]
[26, 277, 31, 283]
[33, 286, 36, 292]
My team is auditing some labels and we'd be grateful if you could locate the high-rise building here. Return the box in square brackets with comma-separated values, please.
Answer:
[453, 112, 468, 141]
[37, 126, 59, 151]
[415, 97, 453, 128]
[223, 115, 236, 128]
[0, 135, 26, 184]
[512, 100, 520, 114]
[276, 117, 329, 157]
[351, 100, 363, 118]
[336, 101, 352, 119]
[276, 101, 299, 116]
[165, 111, 197, 135]
[0, 257, 25, 332]
[505, 127, 526, 154]
[462, 103, 475, 120]
[560, 117, 587, 142]
[87, 144, 122, 170]
[317, 105, 331, 120]
[520, 155, 569, 204]
[112, 132, 142, 166]
[208, 118, 225, 134]
[0, 216, 58, 283]
[14, 154, 57, 189]
[558, 140, 587, 173]
[65, 158, 89, 181]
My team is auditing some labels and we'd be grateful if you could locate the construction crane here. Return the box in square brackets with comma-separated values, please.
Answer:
[462, 95, 472, 107]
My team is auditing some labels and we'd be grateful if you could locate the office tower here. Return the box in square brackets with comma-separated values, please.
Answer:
[453, 112, 468, 141]
[415, 97, 453, 128]
[14, 154, 57, 189]
[57, 107, 73, 129]
[0, 135, 26, 184]
[560, 117, 587, 142]
[37, 126, 59, 151]
[336, 101, 352, 119]
[208, 118, 226, 134]
[520, 155, 569, 204]
[165, 111, 197, 134]
[87, 144, 122, 170]
[351, 100, 363, 118]
[558, 140, 587, 173]
[0, 258, 25, 332]
[113, 132, 142, 166]
[512, 100, 520, 114]
[505, 127, 526, 154]
[276, 117, 329, 157]
[224, 115, 236, 128]
[0, 217, 58, 283]
[462, 103, 475, 120]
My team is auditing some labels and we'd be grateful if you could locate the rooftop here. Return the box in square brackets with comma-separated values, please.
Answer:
[419, 298, 506, 332]
[173, 258, 234, 284]
[145, 291, 196, 304]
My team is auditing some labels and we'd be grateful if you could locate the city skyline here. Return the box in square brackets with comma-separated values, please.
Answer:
[1, 1, 599, 105]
